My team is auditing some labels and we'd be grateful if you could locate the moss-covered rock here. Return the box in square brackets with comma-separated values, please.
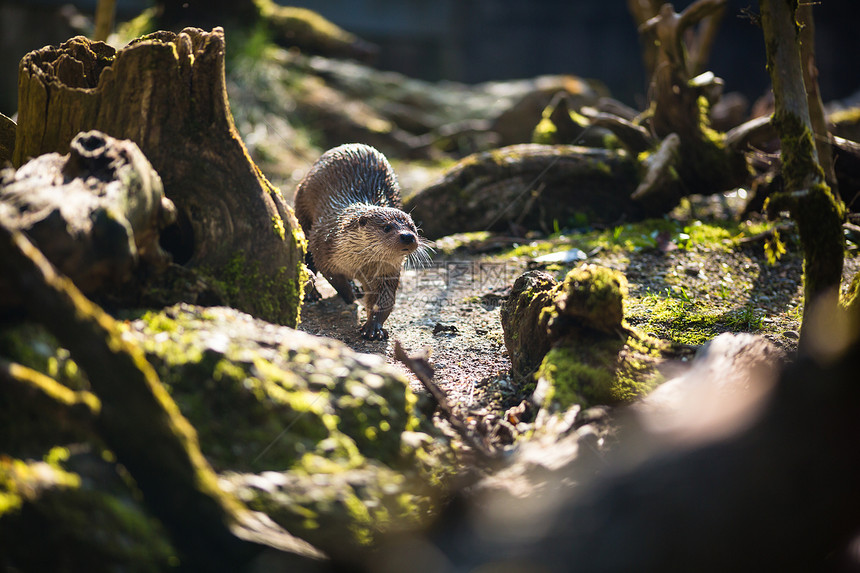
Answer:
[122, 304, 429, 474]
[220, 451, 435, 554]
[500, 270, 558, 378]
[1, 303, 452, 556]
[0, 448, 175, 572]
[550, 264, 628, 336]
[535, 327, 670, 410]
[502, 266, 671, 411]
[119, 304, 452, 553]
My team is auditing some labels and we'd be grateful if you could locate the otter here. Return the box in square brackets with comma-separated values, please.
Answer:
[294, 143, 429, 340]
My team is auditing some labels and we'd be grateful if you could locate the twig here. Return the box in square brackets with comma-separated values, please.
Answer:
[393, 341, 498, 464]
[737, 223, 794, 245]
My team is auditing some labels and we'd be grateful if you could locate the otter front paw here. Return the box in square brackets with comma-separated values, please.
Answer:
[360, 320, 388, 340]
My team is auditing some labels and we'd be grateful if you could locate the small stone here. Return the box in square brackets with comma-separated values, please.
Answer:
[433, 322, 459, 335]
[782, 330, 800, 340]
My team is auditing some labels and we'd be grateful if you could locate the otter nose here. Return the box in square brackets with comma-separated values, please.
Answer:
[399, 232, 416, 245]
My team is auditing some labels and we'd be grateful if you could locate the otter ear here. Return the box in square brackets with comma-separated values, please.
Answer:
[359, 215, 368, 227]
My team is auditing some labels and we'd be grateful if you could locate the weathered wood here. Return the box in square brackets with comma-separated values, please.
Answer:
[637, 0, 750, 196]
[759, 0, 845, 343]
[627, 0, 662, 80]
[14, 28, 305, 326]
[0, 130, 174, 309]
[580, 108, 655, 152]
[632, 132, 682, 201]
[724, 114, 776, 152]
[405, 144, 673, 239]
[0, 112, 14, 164]
[0, 223, 325, 571]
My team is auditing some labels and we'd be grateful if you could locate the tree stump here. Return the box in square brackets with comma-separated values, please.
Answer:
[0, 131, 174, 310]
[14, 28, 305, 326]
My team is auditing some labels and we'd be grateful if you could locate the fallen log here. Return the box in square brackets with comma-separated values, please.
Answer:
[405, 144, 681, 239]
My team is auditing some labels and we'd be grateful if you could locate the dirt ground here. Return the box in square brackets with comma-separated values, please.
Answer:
[297, 252, 523, 408]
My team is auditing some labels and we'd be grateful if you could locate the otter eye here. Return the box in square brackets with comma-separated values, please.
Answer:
[383, 224, 393, 233]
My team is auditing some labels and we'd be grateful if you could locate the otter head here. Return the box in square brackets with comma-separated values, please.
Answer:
[359, 207, 419, 254]
[334, 205, 423, 274]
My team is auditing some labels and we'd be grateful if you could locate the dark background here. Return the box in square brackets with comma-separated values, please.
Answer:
[1, 0, 858, 116]
[284, 0, 859, 108]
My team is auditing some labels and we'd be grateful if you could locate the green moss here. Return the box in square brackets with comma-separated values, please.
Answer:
[637, 296, 764, 345]
[207, 250, 305, 328]
[675, 220, 734, 252]
[131, 305, 429, 476]
[593, 160, 612, 176]
[536, 327, 667, 410]
[554, 265, 627, 334]
[640, 297, 716, 345]
[139, 310, 180, 334]
[601, 132, 621, 150]
[153, 349, 336, 472]
[532, 116, 558, 144]
[0, 453, 175, 570]
[272, 215, 286, 240]
[225, 21, 275, 71]
[503, 239, 558, 259]
[770, 113, 822, 191]
[232, 452, 433, 551]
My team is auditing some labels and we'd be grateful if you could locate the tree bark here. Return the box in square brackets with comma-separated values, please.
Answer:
[758, 0, 845, 343]
[627, 0, 662, 79]
[0, 223, 325, 571]
[0, 112, 13, 164]
[797, 4, 837, 193]
[0, 131, 174, 309]
[14, 28, 305, 326]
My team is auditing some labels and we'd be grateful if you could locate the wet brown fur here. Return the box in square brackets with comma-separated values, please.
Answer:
[294, 143, 423, 340]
